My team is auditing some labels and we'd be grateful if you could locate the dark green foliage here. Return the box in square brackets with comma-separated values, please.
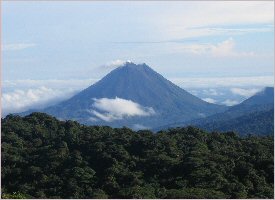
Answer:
[2, 113, 274, 199]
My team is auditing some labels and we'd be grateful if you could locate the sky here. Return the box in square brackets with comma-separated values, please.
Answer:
[1, 1, 274, 115]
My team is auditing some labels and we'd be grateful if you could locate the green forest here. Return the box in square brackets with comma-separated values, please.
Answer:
[1, 113, 274, 199]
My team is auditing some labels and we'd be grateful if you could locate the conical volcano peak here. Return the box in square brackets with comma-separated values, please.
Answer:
[37, 61, 227, 129]
[124, 60, 134, 65]
[114, 61, 155, 75]
[121, 61, 137, 68]
[120, 61, 147, 69]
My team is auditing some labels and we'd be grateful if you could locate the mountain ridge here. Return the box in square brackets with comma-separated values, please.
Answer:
[155, 87, 274, 135]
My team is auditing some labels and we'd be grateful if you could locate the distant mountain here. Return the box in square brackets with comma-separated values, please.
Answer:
[21, 62, 226, 129]
[241, 87, 274, 106]
[157, 87, 274, 135]
[196, 87, 274, 123]
[197, 109, 274, 136]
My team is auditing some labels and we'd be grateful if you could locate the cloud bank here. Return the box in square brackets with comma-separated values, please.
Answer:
[2, 86, 77, 116]
[2, 79, 99, 116]
[171, 76, 273, 88]
[2, 76, 271, 116]
[230, 88, 261, 98]
[3, 79, 97, 91]
[222, 99, 239, 106]
[89, 97, 155, 122]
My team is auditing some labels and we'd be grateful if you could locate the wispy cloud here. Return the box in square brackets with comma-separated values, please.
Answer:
[230, 88, 261, 98]
[104, 59, 128, 68]
[175, 38, 255, 58]
[2, 43, 36, 51]
[188, 26, 273, 37]
[101, 59, 134, 69]
[88, 97, 155, 122]
[96, 59, 133, 72]
[171, 76, 274, 88]
[155, 2, 273, 40]
[110, 25, 272, 45]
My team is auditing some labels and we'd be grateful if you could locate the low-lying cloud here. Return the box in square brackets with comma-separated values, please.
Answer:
[230, 87, 261, 98]
[202, 98, 217, 104]
[89, 97, 155, 122]
[222, 99, 239, 106]
[3, 79, 97, 91]
[2, 79, 99, 116]
[3, 76, 271, 117]
[2, 86, 77, 116]
[202, 88, 223, 96]
[171, 76, 273, 88]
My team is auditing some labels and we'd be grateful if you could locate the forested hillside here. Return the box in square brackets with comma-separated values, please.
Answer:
[1, 113, 274, 199]
[198, 109, 274, 135]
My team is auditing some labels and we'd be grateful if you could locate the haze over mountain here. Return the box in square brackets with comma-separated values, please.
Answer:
[22, 62, 227, 129]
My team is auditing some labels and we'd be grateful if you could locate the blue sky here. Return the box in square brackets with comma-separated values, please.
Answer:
[2, 1, 274, 115]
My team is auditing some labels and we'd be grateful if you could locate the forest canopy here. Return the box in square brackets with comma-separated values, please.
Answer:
[1, 113, 274, 199]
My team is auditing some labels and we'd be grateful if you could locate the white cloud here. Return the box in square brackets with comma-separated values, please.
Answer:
[211, 38, 255, 57]
[2, 79, 98, 91]
[202, 89, 221, 96]
[176, 38, 255, 57]
[2, 86, 76, 115]
[89, 97, 155, 122]
[2, 79, 100, 116]
[105, 59, 126, 68]
[103, 59, 133, 69]
[2, 76, 272, 116]
[2, 43, 36, 51]
[202, 98, 217, 104]
[222, 99, 239, 106]
[211, 38, 237, 57]
[230, 88, 261, 98]
[170, 76, 274, 88]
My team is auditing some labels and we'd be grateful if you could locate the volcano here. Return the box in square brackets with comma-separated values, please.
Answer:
[31, 62, 227, 129]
